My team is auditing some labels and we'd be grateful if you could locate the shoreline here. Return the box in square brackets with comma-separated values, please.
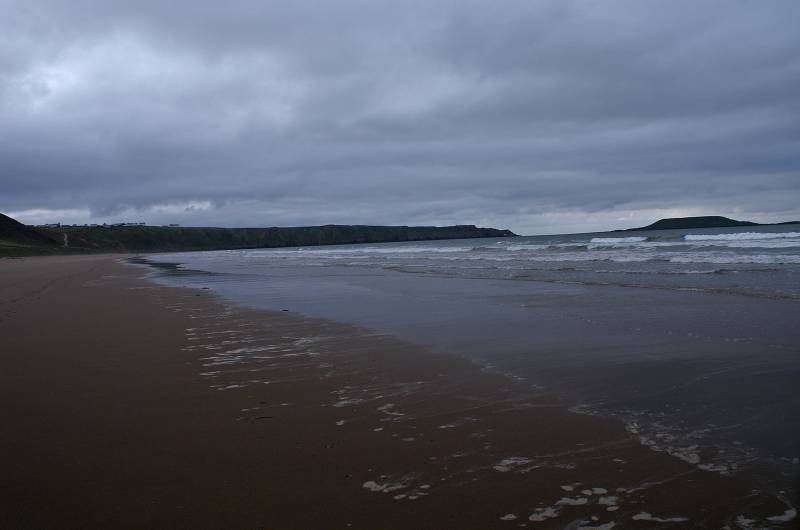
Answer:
[0, 255, 793, 528]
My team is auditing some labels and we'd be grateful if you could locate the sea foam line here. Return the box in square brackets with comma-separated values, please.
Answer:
[685, 231, 800, 241]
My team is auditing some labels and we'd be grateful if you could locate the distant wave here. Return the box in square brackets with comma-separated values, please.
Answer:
[589, 236, 648, 244]
[289, 245, 470, 254]
[590, 268, 728, 275]
[715, 240, 800, 249]
[504, 243, 586, 251]
[670, 254, 800, 265]
[685, 232, 800, 241]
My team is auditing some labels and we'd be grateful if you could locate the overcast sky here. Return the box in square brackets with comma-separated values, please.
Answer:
[2, 0, 799, 234]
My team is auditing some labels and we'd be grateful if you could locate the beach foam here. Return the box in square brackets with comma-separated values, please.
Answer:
[493, 457, 533, 472]
[557, 497, 590, 506]
[528, 506, 560, 521]
[577, 522, 616, 530]
[632, 512, 688, 523]
[766, 508, 796, 523]
[362, 480, 407, 493]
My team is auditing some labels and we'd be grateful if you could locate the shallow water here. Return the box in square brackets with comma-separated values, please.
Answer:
[144, 224, 800, 505]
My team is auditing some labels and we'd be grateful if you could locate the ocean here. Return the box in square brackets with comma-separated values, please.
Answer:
[143, 224, 800, 504]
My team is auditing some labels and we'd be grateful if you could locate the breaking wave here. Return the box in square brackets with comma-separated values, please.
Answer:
[685, 232, 800, 241]
[589, 237, 648, 244]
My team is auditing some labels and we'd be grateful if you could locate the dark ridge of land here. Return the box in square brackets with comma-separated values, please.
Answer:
[0, 212, 516, 257]
[0, 212, 63, 255]
[619, 215, 798, 232]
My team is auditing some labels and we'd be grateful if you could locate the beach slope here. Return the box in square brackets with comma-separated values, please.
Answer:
[0, 256, 778, 528]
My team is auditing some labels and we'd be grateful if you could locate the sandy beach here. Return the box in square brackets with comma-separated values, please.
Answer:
[4, 0, 798, 526]
[0, 255, 791, 528]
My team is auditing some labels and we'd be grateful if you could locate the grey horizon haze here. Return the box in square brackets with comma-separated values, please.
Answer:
[2, 0, 799, 235]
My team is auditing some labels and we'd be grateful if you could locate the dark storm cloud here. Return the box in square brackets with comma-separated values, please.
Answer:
[2, 0, 799, 233]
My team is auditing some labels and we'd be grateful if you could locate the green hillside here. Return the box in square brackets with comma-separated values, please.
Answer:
[0, 213, 515, 257]
[0, 213, 64, 256]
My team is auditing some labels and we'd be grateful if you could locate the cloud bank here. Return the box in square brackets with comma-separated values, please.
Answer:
[2, 0, 799, 234]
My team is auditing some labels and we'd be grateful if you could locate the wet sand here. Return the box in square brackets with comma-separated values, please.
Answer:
[0, 255, 792, 528]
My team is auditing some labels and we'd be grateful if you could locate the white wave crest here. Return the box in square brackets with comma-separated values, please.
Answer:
[590, 237, 647, 244]
[685, 231, 800, 241]
[670, 254, 800, 265]
[269, 245, 472, 255]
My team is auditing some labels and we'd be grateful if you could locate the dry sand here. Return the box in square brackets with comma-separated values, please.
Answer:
[0, 255, 783, 528]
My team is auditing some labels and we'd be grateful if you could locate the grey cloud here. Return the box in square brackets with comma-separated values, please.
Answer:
[1, 0, 799, 234]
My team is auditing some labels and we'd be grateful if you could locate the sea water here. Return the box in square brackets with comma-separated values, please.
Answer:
[144, 224, 800, 496]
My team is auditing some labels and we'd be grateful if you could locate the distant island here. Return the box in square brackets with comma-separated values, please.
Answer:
[0, 212, 516, 257]
[619, 215, 799, 232]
